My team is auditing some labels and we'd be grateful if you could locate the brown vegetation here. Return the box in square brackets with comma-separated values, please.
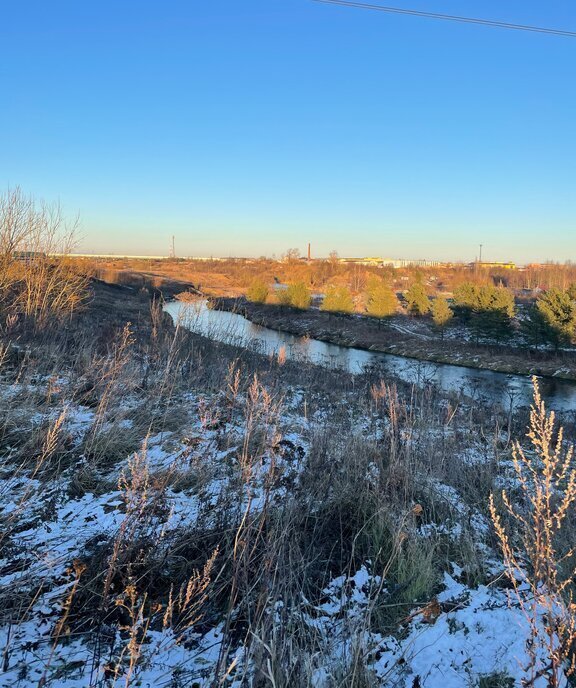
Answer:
[491, 380, 576, 686]
[1, 268, 575, 685]
[0, 188, 88, 329]
[85, 254, 576, 301]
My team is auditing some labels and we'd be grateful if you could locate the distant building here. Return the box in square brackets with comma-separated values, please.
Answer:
[13, 251, 46, 263]
[472, 261, 516, 270]
[338, 256, 384, 266]
[338, 257, 443, 268]
[382, 258, 442, 269]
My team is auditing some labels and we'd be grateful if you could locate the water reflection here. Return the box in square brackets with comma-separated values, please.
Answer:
[164, 300, 576, 411]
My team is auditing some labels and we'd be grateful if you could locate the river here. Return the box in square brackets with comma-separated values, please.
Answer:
[165, 300, 576, 412]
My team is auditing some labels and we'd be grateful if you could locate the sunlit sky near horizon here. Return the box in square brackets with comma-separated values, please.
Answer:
[1, 0, 575, 263]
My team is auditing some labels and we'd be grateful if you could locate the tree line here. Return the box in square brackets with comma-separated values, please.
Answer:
[247, 277, 576, 349]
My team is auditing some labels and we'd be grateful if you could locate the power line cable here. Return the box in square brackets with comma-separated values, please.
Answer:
[312, 0, 576, 38]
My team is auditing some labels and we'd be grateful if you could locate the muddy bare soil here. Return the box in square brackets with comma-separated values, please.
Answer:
[212, 297, 576, 381]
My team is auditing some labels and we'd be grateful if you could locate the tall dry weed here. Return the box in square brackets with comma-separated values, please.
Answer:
[490, 379, 576, 687]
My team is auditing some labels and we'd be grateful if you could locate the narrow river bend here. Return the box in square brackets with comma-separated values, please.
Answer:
[165, 300, 576, 412]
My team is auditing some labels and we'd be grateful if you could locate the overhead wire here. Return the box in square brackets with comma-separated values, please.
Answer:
[312, 0, 576, 38]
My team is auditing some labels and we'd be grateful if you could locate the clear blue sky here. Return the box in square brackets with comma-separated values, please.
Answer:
[1, 1, 575, 262]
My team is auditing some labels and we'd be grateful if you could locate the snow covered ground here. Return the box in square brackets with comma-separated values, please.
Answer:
[0, 352, 572, 687]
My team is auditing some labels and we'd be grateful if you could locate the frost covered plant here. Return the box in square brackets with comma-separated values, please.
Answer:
[102, 444, 218, 685]
[162, 546, 218, 639]
[38, 560, 87, 688]
[107, 548, 218, 686]
[0, 407, 68, 550]
[102, 442, 157, 603]
[112, 582, 156, 687]
[490, 378, 576, 687]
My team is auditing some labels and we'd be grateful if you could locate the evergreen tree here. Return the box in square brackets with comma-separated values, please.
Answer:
[431, 297, 453, 337]
[453, 282, 515, 320]
[473, 287, 515, 341]
[521, 306, 552, 349]
[452, 283, 515, 340]
[246, 279, 269, 304]
[471, 307, 513, 342]
[405, 283, 430, 316]
[452, 282, 478, 320]
[527, 289, 576, 349]
[476, 285, 515, 318]
[366, 283, 397, 319]
[321, 285, 354, 314]
[287, 282, 312, 310]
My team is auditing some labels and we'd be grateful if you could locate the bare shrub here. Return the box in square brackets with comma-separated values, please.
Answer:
[0, 187, 88, 328]
[490, 379, 576, 686]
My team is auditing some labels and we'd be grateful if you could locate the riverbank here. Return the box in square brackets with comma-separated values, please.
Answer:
[209, 297, 576, 381]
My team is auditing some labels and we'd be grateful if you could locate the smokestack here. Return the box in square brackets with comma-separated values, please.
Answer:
[307, 243, 311, 261]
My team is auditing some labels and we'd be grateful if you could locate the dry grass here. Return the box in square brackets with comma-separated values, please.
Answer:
[490, 379, 576, 686]
[0, 275, 575, 686]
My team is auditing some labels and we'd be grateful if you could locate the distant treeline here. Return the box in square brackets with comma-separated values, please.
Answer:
[246, 276, 576, 349]
[85, 254, 576, 294]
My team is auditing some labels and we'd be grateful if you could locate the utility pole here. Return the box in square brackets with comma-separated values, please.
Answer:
[169, 235, 176, 259]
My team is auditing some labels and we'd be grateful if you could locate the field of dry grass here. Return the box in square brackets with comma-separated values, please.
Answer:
[1, 270, 575, 686]
[90, 260, 244, 298]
